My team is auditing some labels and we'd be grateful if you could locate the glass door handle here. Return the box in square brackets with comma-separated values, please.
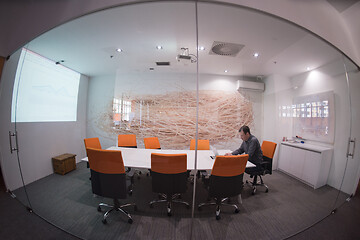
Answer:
[9, 131, 19, 154]
[347, 137, 356, 159]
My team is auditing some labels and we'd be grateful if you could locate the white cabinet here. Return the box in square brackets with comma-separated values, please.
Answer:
[278, 142, 333, 189]
[277, 144, 292, 173]
[291, 148, 306, 179]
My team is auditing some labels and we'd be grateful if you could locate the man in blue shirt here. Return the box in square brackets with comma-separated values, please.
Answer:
[225, 125, 263, 174]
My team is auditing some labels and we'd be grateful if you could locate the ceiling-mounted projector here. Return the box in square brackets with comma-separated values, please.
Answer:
[176, 47, 197, 63]
[177, 54, 192, 61]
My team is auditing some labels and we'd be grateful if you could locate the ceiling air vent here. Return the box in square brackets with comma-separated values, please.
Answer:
[209, 41, 244, 57]
[156, 61, 170, 66]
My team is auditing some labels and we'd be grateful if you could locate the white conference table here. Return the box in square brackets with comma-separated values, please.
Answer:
[83, 147, 255, 170]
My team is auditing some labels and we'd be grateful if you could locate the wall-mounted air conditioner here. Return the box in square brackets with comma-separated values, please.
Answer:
[237, 80, 265, 92]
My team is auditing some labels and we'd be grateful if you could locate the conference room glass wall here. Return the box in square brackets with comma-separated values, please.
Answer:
[195, 3, 360, 237]
[0, 45, 32, 210]
[0, 1, 359, 239]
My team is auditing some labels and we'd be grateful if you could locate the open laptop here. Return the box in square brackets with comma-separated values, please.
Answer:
[210, 145, 219, 159]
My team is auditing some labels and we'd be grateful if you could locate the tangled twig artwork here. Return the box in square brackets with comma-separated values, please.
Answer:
[99, 90, 253, 149]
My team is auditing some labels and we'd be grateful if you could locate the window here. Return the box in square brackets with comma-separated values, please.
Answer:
[293, 91, 334, 143]
[113, 98, 132, 126]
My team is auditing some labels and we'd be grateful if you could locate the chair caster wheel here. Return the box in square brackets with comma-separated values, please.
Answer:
[128, 218, 133, 224]
[252, 187, 256, 195]
[149, 203, 153, 208]
[97, 206, 101, 212]
[216, 215, 220, 220]
[167, 212, 172, 217]
[265, 188, 269, 193]
[102, 219, 107, 224]
[129, 191, 133, 196]
[235, 208, 239, 213]
[198, 206, 202, 211]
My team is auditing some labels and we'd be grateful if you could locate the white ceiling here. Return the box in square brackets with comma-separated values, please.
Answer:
[26, 2, 342, 78]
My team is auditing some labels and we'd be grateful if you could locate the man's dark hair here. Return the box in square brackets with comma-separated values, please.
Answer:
[239, 125, 251, 135]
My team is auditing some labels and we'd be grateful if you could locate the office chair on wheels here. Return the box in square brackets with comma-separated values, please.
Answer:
[198, 154, 248, 220]
[190, 139, 210, 150]
[149, 153, 190, 216]
[84, 137, 102, 181]
[246, 141, 277, 195]
[190, 139, 210, 180]
[144, 137, 161, 176]
[118, 134, 141, 193]
[144, 137, 161, 149]
[84, 137, 102, 168]
[87, 148, 137, 224]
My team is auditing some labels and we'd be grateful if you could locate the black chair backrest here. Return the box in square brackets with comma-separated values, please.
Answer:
[87, 148, 127, 199]
[261, 141, 277, 175]
[209, 155, 248, 198]
[151, 153, 187, 194]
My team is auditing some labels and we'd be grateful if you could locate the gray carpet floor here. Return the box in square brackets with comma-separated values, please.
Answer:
[2, 161, 357, 240]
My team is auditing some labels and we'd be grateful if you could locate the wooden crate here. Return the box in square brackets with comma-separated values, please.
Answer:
[52, 153, 76, 175]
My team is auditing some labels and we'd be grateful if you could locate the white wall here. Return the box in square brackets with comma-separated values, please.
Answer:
[0, 48, 88, 190]
[262, 74, 293, 168]
[86, 74, 116, 149]
[263, 58, 358, 194]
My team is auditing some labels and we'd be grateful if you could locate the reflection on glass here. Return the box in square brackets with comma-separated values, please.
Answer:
[0, 1, 358, 240]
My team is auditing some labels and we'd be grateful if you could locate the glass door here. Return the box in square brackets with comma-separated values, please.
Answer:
[1, 2, 198, 240]
[194, 2, 355, 239]
[334, 57, 360, 206]
[0, 47, 32, 209]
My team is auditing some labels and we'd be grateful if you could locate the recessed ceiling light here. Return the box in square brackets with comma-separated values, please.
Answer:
[224, 70, 228, 73]
[306, 67, 311, 71]
[253, 52, 259, 58]
[156, 45, 163, 50]
[116, 48, 123, 53]
[198, 46, 205, 51]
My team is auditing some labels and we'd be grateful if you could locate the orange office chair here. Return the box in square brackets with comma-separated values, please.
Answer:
[118, 134, 137, 148]
[246, 141, 277, 195]
[144, 137, 161, 149]
[84, 137, 102, 151]
[118, 134, 141, 188]
[150, 153, 190, 216]
[143, 137, 161, 176]
[190, 139, 210, 150]
[190, 139, 210, 179]
[84, 137, 102, 169]
[198, 154, 248, 220]
[87, 148, 137, 224]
